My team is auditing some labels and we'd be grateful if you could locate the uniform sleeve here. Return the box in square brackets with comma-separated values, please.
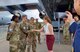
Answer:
[6, 23, 14, 41]
[7, 23, 15, 37]
[39, 23, 42, 29]
[19, 23, 27, 34]
[8, 23, 15, 33]
[27, 24, 33, 33]
[20, 23, 31, 33]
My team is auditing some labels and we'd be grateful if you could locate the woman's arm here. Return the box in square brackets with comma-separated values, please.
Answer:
[48, 24, 54, 34]
[33, 27, 44, 32]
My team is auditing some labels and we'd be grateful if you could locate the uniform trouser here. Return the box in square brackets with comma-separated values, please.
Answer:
[9, 39, 26, 52]
[38, 33, 41, 43]
[10, 41, 20, 52]
[19, 39, 26, 52]
[27, 40, 36, 52]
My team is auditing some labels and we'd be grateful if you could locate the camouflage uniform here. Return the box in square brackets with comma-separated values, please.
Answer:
[35, 22, 42, 44]
[63, 22, 71, 45]
[19, 21, 30, 52]
[7, 21, 21, 52]
[27, 22, 36, 52]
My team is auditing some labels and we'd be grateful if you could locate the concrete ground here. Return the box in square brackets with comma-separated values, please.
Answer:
[0, 25, 71, 52]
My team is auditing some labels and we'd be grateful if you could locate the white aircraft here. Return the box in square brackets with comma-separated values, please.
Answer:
[0, 0, 45, 25]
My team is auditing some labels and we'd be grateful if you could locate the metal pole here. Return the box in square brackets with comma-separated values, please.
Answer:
[58, 16, 60, 44]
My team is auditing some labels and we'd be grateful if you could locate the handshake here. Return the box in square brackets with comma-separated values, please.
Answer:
[26, 29, 39, 33]
[31, 29, 36, 32]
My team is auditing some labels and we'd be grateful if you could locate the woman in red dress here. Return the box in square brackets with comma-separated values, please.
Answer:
[33, 16, 55, 52]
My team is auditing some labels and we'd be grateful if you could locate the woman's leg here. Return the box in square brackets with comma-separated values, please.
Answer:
[48, 50, 53, 52]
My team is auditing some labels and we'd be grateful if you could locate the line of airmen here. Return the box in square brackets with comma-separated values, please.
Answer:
[6, 15, 42, 52]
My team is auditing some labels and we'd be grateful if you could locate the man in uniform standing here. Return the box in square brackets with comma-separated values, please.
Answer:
[27, 17, 37, 52]
[19, 15, 30, 52]
[7, 15, 21, 52]
[35, 19, 42, 44]
[62, 16, 71, 45]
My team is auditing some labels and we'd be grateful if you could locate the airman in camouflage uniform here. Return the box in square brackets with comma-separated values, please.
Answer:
[35, 19, 42, 44]
[63, 17, 71, 45]
[19, 15, 30, 52]
[27, 17, 37, 52]
[7, 15, 21, 52]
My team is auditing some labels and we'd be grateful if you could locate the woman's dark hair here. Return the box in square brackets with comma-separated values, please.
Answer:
[11, 15, 19, 21]
[43, 16, 52, 24]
